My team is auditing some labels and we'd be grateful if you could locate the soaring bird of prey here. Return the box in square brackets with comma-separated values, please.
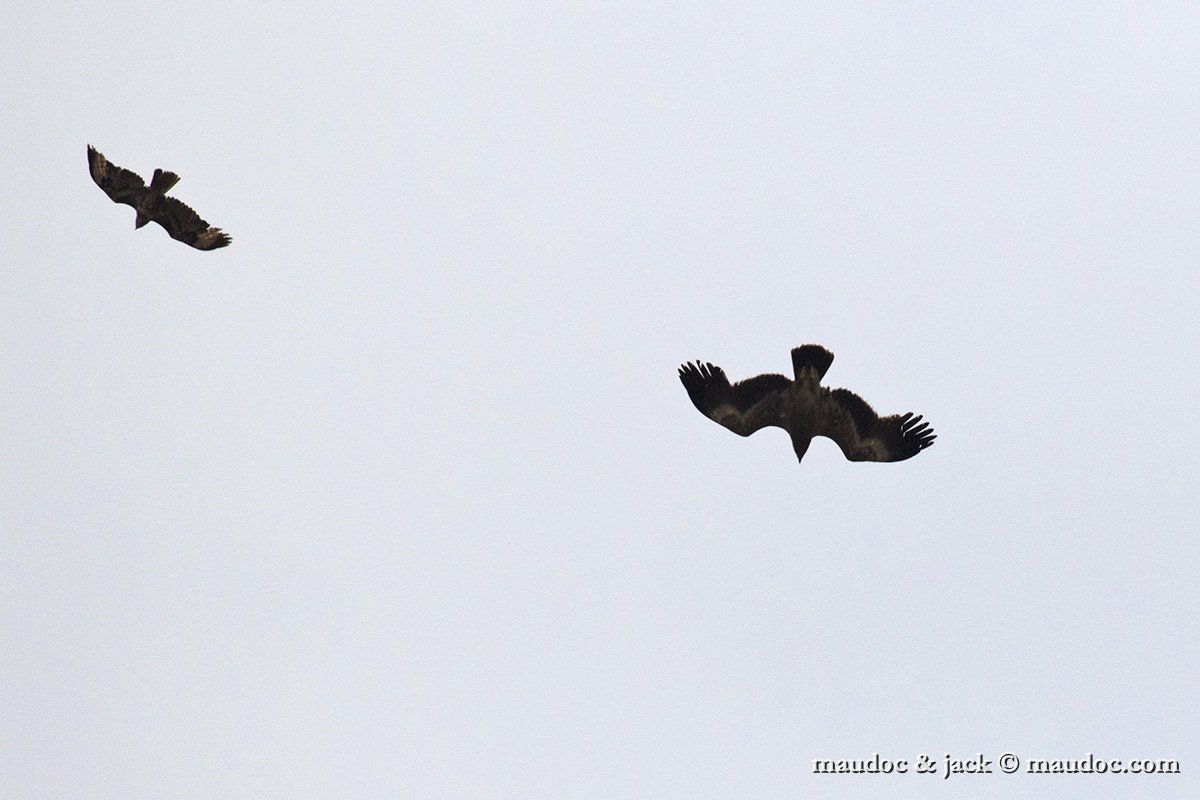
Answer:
[86, 145, 231, 250]
[679, 345, 935, 464]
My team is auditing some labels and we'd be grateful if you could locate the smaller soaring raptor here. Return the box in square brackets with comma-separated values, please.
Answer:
[87, 145, 231, 250]
[679, 345, 935, 464]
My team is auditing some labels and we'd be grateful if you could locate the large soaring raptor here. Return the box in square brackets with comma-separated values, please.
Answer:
[86, 145, 231, 250]
[678, 345, 935, 464]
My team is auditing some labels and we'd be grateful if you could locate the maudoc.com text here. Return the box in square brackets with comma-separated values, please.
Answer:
[811, 752, 1180, 779]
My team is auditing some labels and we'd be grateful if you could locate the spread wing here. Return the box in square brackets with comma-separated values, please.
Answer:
[820, 388, 935, 462]
[678, 361, 791, 436]
[87, 145, 146, 207]
[153, 196, 232, 250]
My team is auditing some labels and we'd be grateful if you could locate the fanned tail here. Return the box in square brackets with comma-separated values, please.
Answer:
[150, 168, 180, 194]
[791, 344, 834, 380]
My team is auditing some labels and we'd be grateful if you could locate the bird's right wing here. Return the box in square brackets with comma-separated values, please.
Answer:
[820, 388, 935, 461]
[678, 361, 790, 436]
[157, 197, 232, 250]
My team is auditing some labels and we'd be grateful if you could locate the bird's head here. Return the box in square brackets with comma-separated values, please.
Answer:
[791, 433, 811, 463]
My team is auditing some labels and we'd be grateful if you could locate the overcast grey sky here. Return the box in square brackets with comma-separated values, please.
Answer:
[2, 2, 1197, 798]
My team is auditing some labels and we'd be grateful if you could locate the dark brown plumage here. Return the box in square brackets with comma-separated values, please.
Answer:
[87, 145, 231, 250]
[679, 345, 935, 464]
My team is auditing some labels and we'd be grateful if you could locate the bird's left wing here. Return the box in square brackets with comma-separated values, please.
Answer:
[87, 145, 145, 206]
[819, 387, 935, 462]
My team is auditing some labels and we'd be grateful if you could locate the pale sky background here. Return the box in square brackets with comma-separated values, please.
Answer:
[2, 2, 1197, 798]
